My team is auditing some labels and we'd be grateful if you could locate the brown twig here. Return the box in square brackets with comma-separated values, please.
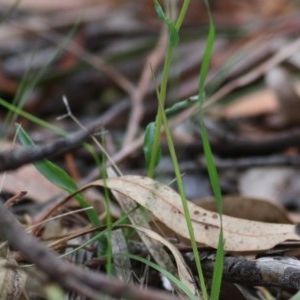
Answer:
[199, 255, 300, 290]
[0, 123, 99, 172]
[4, 191, 27, 208]
[204, 121, 300, 156]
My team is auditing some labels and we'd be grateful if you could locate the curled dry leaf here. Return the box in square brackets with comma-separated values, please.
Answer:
[78, 175, 300, 252]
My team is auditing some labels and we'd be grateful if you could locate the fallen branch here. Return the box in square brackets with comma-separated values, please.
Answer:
[0, 123, 99, 172]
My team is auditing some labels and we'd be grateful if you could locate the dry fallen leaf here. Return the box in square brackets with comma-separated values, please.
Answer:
[2, 165, 63, 203]
[75, 175, 300, 252]
[0, 141, 62, 203]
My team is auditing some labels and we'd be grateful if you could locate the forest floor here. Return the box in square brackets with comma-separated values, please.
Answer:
[0, 1, 300, 299]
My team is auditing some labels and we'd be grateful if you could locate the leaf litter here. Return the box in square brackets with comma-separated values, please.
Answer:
[71, 175, 300, 252]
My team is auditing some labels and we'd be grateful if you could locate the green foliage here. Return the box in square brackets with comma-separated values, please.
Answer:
[157, 86, 208, 299]
[164, 96, 198, 117]
[143, 122, 162, 169]
[0, 98, 65, 135]
[150, 0, 224, 298]
[198, 12, 215, 105]
[16, 124, 101, 228]
[197, 1, 224, 299]
[127, 253, 198, 300]
[154, 0, 179, 47]
[147, 0, 189, 177]
[149, 0, 214, 298]
[201, 120, 224, 300]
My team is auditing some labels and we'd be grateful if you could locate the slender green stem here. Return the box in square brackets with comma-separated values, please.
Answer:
[148, 0, 190, 177]
[158, 97, 208, 299]
[147, 45, 174, 177]
[175, 0, 190, 30]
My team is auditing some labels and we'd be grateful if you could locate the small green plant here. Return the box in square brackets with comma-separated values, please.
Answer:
[144, 0, 224, 298]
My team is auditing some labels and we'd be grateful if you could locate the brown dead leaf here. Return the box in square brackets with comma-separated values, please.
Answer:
[196, 196, 293, 224]
[2, 164, 63, 203]
[0, 141, 62, 203]
[77, 175, 300, 252]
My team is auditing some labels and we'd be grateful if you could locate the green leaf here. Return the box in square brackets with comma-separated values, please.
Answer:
[16, 124, 101, 227]
[127, 254, 198, 300]
[17, 125, 77, 192]
[200, 120, 222, 213]
[154, 0, 179, 47]
[165, 96, 198, 117]
[168, 24, 179, 47]
[154, 0, 165, 20]
[196, 2, 223, 298]
[210, 231, 224, 300]
[143, 122, 161, 170]
[198, 10, 215, 106]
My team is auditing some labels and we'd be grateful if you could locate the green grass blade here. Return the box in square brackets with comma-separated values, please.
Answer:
[175, 0, 190, 31]
[200, 121, 222, 211]
[16, 124, 101, 228]
[164, 96, 198, 117]
[210, 231, 224, 300]
[197, 2, 224, 298]
[157, 88, 208, 299]
[198, 9, 215, 105]
[126, 254, 198, 300]
[154, 0, 179, 47]
[0, 98, 65, 135]
[201, 120, 224, 300]
[148, 0, 190, 177]
[143, 122, 161, 169]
